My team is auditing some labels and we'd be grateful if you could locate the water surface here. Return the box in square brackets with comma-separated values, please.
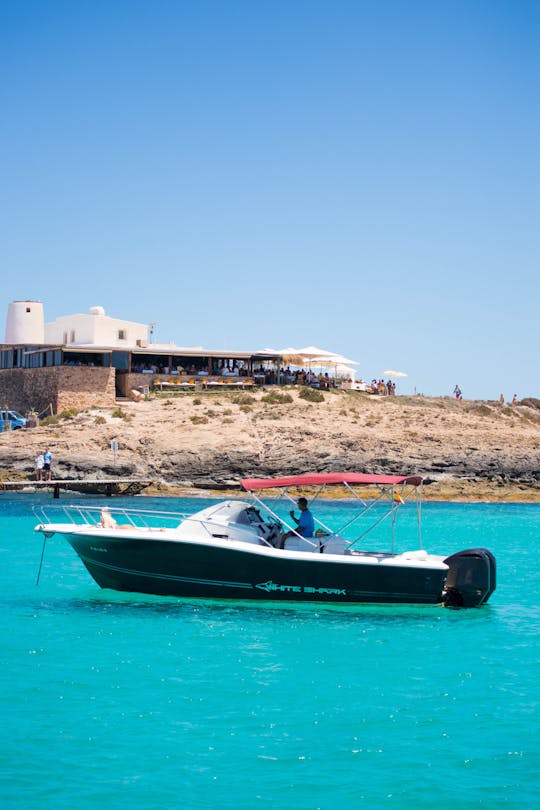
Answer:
[1, 495, 538, 808]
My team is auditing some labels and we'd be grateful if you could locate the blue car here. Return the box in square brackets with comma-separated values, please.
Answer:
[0, 410, 28, 431]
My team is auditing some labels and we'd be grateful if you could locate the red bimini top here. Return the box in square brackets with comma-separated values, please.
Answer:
[241, 472, 423, 490]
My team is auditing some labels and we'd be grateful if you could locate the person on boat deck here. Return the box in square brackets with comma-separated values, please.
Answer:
[280, 497, 315, 548]
[100, 508, 117, 529]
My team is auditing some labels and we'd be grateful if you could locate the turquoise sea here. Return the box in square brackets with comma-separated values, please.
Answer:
[1, 495, 539, 809]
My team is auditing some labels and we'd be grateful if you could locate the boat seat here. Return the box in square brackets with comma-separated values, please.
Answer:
[282, 536, 318, 553]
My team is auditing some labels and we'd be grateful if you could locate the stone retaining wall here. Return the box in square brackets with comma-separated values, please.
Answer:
[0, 367, 116, 414]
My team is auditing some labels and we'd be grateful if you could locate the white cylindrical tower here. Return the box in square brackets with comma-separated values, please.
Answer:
[4, 300, 45, 343]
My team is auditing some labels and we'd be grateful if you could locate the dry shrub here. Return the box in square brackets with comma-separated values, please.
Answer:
[190, 415, 208, 424]
[298, 387, 324, 403]
[231, 394, 256, 405]
[261, 391, 293, 405]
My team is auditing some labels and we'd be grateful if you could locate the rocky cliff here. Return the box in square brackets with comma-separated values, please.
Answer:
[1, 389, 539, 500]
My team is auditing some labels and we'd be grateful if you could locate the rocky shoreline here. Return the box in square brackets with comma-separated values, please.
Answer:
[1, 389, 539, 502]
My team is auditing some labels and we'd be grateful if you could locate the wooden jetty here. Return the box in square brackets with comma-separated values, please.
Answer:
[0, 479, 152, 498]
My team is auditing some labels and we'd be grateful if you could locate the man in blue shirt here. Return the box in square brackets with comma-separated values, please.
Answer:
[43, 448, 53, 481]
[280, 497, 315, 548]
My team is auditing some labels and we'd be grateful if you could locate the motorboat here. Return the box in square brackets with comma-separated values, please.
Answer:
[34, 473, 496, 607]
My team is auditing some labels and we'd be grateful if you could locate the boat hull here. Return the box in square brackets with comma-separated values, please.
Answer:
[63, 532, 448, 605]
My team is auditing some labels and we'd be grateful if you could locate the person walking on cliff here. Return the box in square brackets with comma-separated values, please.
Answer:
[453, 385, 462, 400]
[43, 448, 53, 481]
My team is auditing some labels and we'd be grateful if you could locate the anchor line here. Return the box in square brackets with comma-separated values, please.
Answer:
[36, 533, 48, 586]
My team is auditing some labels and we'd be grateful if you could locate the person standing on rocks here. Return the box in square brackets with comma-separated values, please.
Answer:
[34, 451, 44, 481]
[43, 447, 53, 481]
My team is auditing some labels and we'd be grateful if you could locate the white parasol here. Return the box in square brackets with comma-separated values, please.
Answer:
[295, 347, 359, 372]
[335, 364, 356, 378]
[277, 347, 306, 366]
[312, 354, 359, 366]
[296, 345, 339, 358]
[382, 370, 408, 378]
[308, 354, 359, 376]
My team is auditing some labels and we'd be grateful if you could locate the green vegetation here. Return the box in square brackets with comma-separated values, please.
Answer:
[94, 416, 107, 425]
[466, 404, 493, 417]
[262, 391, 293, 405]
[59, 408, 78, 419]
[298, 387, 324, 403]
[190, 415, 208, 424]
[231, 394, 256, 405]
[40, 415, 59, 426]
[112, 407, 131, 421]
[257, 411, 281, 420]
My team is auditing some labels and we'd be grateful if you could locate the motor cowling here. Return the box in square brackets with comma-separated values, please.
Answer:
[443, 547, 496, 607]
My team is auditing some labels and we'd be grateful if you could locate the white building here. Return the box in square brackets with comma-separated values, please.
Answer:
[1, 299, 282, 412]
[43, 306, 149, 348]
[4, 300, 45, 344]
[4, 301, 150, 348]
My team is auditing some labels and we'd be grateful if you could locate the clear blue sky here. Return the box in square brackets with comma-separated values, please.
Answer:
[2, 0, 538, 399]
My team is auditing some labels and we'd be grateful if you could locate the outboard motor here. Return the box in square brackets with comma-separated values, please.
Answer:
[443, 548, 496, 607]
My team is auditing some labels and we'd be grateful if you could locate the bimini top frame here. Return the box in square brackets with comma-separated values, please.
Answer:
[241, 472, 424, 552]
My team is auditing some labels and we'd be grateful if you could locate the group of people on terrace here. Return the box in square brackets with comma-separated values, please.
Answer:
[369, 379, 396, 396]
[136, 361, 250, 377]
[277, 368, 336, 388]
[133, 357, 406, 393]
